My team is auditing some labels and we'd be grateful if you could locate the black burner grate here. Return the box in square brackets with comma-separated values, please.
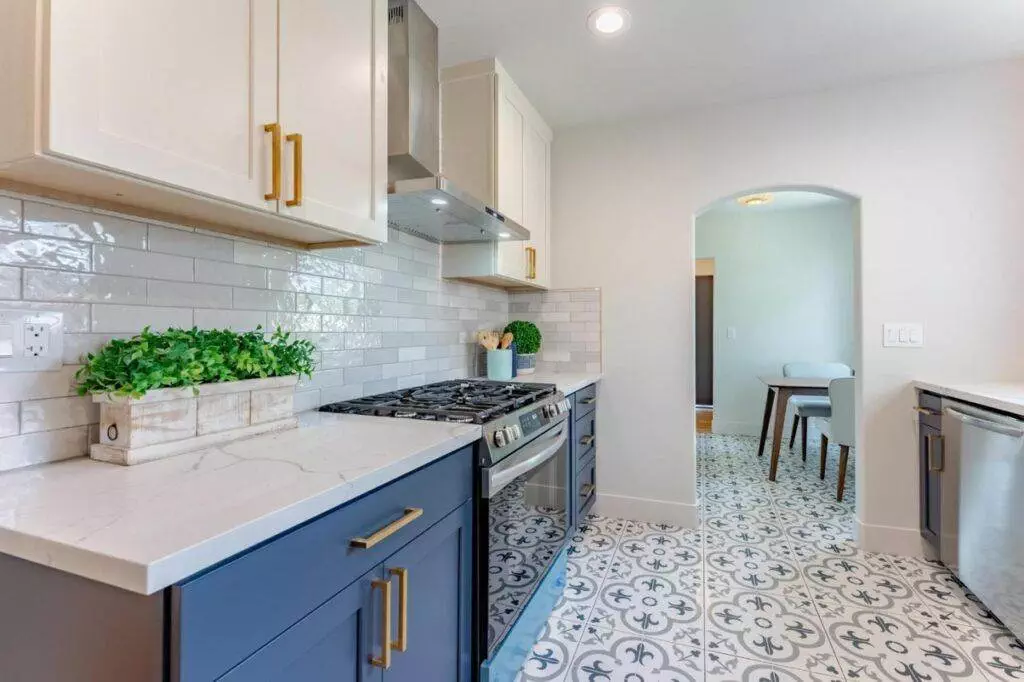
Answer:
[319, 380, 557, 423]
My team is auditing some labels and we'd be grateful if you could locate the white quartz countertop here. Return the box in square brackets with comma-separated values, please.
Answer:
[913, 380, 1024, 417]
[0, 412, 480, 595]
[513, 372, 602, 395]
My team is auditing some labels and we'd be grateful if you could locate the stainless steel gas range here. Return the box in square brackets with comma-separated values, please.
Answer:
[320, 380, 573, 681]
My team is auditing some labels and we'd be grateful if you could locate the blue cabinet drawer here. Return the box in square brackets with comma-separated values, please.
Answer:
[172, 446, 473, 682]
[573, 384, 597, 418]
[575, 411, 596, 461]
[578, 453, 596, 518]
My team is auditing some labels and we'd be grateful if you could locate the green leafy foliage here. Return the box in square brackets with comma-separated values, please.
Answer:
[503, 320, 542, 355]
[74, 326, 316, 398]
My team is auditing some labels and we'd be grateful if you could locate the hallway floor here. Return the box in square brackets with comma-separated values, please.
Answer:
[515, 434, 1024, 681]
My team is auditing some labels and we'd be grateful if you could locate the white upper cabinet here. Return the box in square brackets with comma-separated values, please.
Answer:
[0, 0, 387, 248]
[440, 59, 554, 289]
[277, 0, 387, 242]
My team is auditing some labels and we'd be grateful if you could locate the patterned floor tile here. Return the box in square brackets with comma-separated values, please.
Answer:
[516, 433, 1024, 681]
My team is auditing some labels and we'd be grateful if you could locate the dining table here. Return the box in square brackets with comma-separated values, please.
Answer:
[757, 375, 832, 481]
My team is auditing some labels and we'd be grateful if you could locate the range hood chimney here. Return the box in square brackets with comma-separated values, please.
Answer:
[386, 0, 529, 244]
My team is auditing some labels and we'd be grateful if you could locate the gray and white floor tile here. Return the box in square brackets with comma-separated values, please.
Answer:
[516, 433, 1024, 681]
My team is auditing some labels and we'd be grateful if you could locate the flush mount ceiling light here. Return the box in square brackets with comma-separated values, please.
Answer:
[587, 6, 631, 36]
[737, 193, 774, 207]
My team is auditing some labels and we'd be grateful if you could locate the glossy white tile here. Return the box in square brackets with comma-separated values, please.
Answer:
[147, 225, 234, 262]
[20, 396, 98, 434]
[147, 281, 232, 309]
[0, 426, 90, 471]
[232, 288, 296, 312]
[234, 242, 297, 270]
[0, 233, 91, 271]
[267, 270, 321, 294]
[193, 309, 267, 331]
[0, 196, 22, 232]
[23, 202, 146, 249]
[195, 258, 266, 288]
[94, 245, 192, 281]
[23, 268, 147, 304]
[91, 304, 192, 333]
[0, 265, 21, 299]
[0, 402, 19, 437]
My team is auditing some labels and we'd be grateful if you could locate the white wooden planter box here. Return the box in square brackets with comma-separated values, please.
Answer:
[89, 376, 300, 466]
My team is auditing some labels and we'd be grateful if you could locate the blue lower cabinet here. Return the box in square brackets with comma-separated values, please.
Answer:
[219, 566, 383, 682]
[383, 501, 474, 682]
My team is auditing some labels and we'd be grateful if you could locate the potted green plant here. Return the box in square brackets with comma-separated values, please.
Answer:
[75, 326, 315, 466]
[503, 320, 542, 375]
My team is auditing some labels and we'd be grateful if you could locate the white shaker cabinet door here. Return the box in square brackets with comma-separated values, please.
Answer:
[496, 88, 526, 226]
[46, 0, 278, 211]
[524, 124, 550, 288]
[278, 0, 388, 243]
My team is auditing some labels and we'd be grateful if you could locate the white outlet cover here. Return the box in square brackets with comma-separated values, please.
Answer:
[0, 310, 64, 372]
[883, 323, 924, 348]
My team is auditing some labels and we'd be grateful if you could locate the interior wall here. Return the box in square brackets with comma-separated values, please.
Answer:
[550, 58, 1024, 554]
[695, 202, 856, 435]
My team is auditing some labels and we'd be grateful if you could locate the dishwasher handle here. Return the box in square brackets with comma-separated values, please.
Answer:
[946, 407, 1024, 439]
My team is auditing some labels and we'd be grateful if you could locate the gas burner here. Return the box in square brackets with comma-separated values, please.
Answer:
[319, 379, 557, 424]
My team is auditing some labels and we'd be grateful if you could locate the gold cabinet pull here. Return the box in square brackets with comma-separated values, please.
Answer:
[580, 483, 595, 497]
[286, 132, 303, 207]
[263, 123, 281, 200]
[371, 578, 392, 669]
[351, 508, 424, 549]
[580, 397, 597, 405]
[525, 247, 537, 279]
[389, 567, 409, 653]
[580, 435, 595, 446]
[927, 434, 944, 472]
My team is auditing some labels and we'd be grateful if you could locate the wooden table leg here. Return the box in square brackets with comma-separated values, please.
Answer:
[769, 388, 791, 481]
[757, 387, 775, 457]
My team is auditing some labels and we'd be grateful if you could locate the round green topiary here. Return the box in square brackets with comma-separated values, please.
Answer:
[503, 320, 542, 355]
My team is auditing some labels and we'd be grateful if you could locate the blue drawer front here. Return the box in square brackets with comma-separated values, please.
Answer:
[172, 446, 473, 682]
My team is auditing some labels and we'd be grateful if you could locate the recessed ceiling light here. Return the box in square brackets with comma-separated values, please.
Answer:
[430, 198, 448, 206]
[587, 6, 631, 36]
[737, 193, 774, 207]
[498, 232, 511, 238]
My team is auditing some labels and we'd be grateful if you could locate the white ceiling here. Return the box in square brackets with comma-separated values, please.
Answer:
[701, 191, 848, 216]
[418, 0, 1024, 129]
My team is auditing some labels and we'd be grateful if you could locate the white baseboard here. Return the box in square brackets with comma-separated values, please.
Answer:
[856, 518, 932, 558]
[594, 493, 699, 529]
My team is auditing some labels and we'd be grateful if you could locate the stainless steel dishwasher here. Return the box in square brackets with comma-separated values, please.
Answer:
[944, 401, 1024, 640]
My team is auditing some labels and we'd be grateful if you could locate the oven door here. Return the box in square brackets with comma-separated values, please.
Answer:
[482, 420, 570, 657]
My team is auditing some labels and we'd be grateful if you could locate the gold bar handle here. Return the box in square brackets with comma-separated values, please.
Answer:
[286, 132, 303, 207]
[525, 247, 537, 279]
[580, 483, 595, 497]
[927, 434, 944, 472]
[263, 123, 281, 201]
[580, 398, 597, 405]
[580, 435, 595, 446]
[351, 508, 424, 549]
[371, 578, 392, 669]
[389, 567, 409, 653]
[913, 406, 940, 417]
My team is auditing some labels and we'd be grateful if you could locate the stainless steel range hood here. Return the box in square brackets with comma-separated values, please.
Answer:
[387, 0, 529, 243]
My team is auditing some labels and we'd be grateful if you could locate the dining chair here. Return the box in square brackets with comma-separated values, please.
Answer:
[820, 377, 856, 501]
[781, 362, 854, 460]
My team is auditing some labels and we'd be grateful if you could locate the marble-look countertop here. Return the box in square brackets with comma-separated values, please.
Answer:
[0, 412, 480, 595]
[513, 372, 602, 395]
[913, 380, 1024, 417]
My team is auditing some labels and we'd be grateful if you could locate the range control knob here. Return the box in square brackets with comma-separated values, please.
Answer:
[494, 429, 507, 448]
[561, 399, 571, 412]
[511, 424, 523, 439]
[503, 425, 517, 442]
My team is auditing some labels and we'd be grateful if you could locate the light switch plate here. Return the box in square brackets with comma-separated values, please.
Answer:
[883, 323, 924, 348]
[0, 310, 64, 371]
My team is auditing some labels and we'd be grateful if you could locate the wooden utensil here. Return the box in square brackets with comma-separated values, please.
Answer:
[500, 332, 514, 349]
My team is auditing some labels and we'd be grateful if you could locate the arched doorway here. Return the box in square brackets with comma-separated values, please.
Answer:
[691, 184, 864, 537]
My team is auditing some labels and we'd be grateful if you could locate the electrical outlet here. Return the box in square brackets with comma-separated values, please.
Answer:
[0, 311, 64, 371]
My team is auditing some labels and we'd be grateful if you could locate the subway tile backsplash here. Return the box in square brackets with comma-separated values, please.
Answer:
[509, 289, 603, 374]
[0, 191, 513, 471]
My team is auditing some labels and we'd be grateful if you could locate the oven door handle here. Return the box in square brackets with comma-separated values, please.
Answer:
[485, 424, 569, 499]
